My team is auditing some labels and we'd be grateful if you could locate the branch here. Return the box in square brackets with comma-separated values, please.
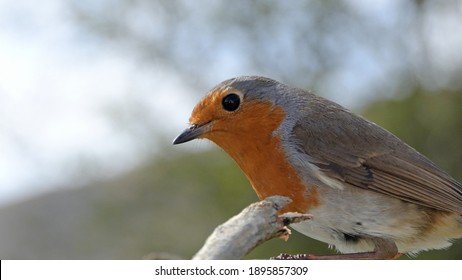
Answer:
[192, 195, 312, 260]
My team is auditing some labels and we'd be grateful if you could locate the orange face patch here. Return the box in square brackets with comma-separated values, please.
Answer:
[189, 88, 319, 213]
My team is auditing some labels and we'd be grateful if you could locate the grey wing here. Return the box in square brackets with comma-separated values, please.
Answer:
[292, 98, 462, 215]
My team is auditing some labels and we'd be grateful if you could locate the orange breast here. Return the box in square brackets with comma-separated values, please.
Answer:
[206, 100, 319, 213]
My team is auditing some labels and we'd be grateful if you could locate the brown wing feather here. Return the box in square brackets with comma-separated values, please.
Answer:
[336, 155, 462, 214]
[292, 94, 462, 214]
[366, 155, 462, 213]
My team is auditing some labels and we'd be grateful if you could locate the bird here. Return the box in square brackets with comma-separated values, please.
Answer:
[173, 76, 462, 259]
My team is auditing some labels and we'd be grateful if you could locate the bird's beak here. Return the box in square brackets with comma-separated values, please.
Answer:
[172, 122, 212, 145]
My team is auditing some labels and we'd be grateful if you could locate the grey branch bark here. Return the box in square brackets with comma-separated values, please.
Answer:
[192, 195, 312, 260]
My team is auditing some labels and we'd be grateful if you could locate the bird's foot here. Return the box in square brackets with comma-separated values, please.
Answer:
[272, 252, 402, 260]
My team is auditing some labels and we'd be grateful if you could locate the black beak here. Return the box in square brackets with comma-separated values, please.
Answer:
[172, 123, 211, 145]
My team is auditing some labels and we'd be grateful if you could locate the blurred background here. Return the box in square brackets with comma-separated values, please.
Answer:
[0, 0, 461, 259]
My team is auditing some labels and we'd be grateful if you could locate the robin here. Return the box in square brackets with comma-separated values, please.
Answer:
[173, 76, 462, 259]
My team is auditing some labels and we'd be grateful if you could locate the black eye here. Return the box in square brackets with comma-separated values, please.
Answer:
[222, 93, 241, 111]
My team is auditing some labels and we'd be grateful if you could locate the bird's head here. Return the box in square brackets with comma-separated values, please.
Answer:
[173, 76, 289, 150]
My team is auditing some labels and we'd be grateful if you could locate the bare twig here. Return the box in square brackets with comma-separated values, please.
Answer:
[192, 195, 312, 260]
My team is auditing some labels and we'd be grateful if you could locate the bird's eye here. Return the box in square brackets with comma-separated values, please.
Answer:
[222, 93, 241, 111]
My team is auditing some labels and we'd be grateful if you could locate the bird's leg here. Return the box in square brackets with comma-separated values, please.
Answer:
[273, 238, 401, 260]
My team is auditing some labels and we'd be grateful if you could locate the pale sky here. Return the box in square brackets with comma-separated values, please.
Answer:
[0, 0, 195, 205]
